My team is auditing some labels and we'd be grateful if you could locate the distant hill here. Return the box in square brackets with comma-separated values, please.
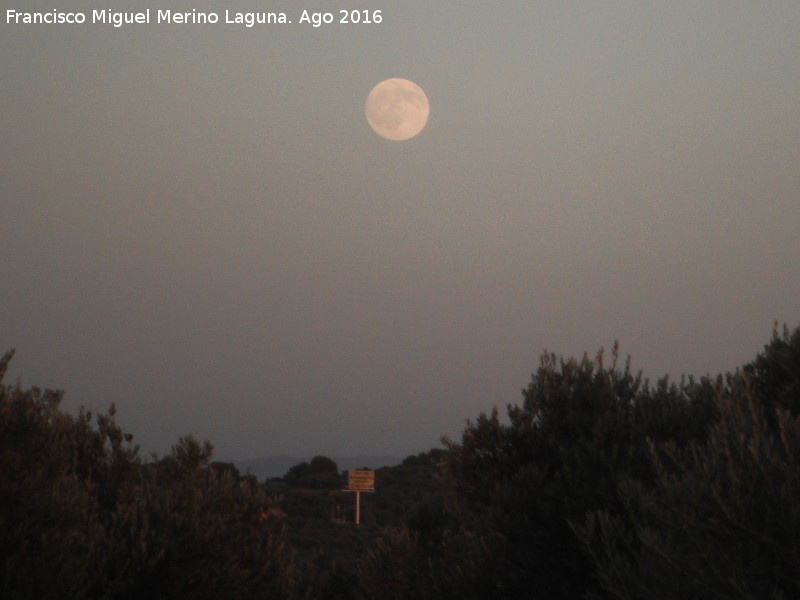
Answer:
[231, 454, 403, 481]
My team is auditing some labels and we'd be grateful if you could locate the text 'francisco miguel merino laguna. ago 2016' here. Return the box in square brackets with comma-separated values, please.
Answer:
[6, 9, 296, 28]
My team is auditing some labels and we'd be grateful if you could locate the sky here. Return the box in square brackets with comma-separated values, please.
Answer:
[2, 1, 799, 461]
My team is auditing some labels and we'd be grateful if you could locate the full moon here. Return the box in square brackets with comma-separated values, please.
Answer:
[365, 78, 429, 141]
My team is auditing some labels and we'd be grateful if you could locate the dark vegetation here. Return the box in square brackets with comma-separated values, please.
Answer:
[2, 324, 799, 598]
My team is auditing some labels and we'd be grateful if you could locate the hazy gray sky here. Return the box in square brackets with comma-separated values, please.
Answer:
[2, 1, 798, 461]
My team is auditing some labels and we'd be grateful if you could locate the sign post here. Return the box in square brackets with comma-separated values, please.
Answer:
[345, 469, 375, 525]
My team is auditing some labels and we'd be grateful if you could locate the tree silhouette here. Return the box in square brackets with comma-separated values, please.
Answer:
[0, 349, 298, 599]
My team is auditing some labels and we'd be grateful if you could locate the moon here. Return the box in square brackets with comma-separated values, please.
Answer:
[365, 78, 429, 141]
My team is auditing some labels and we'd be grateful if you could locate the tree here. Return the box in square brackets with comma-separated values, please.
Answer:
[439, 344, 716, 599]
[580, 325, 800, 600]
[0, 349, 299, 599]
[744, 323, 800, 416]
[284, 455, 341, 489]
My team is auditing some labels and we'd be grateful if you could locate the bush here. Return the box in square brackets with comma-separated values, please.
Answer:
[0, 349, 298, 599]
[580, 325, 800, 600]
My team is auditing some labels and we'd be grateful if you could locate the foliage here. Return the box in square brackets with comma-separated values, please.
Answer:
[436, 344, 715, 598]
[284, 455, 342, 489]
[579, 325, 800, 600]
[275, 448, 455, 598]
[368, 449, 451, 529]
[0, 349, 297, 599]
[357, 526, 502, 600]
[3, 324, 799, 599]
[743, 323, 800, 416]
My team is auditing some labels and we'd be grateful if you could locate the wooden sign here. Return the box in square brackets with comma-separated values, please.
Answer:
[347, 469, 375, 492]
